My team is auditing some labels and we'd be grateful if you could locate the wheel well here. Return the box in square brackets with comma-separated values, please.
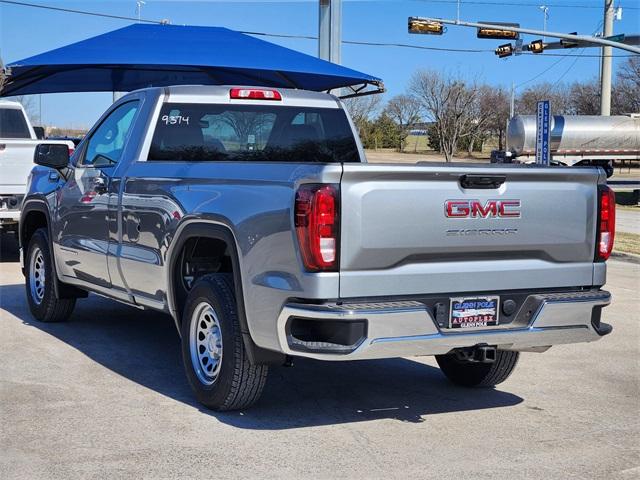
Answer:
[169, 227, 286, 366]
[173, 236, 233, 321]
[21, 210, 48, 249]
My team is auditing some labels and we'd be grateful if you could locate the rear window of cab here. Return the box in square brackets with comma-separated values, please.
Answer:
[148, 103, 359, 163]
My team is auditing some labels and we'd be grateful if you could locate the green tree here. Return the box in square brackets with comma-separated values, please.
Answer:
[370, 113, 401, 149]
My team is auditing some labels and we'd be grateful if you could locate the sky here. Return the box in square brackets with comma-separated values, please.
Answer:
[1, 0, 638, 128]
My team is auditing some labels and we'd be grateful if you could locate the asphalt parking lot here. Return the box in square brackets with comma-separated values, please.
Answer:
[0, 233, 638, 479]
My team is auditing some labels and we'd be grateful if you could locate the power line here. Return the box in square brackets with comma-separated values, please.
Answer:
[515, 55, 568, 88]
[0, 0, 163, 24]
[0, 0, 634, 57]
[552, 53, 583, 86]
[412, 0, 638, 10]
[515, 19, 602, 89]
[0, 0, 490, 53]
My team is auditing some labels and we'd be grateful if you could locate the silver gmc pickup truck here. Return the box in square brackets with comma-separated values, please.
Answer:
[21, 85, 615, 410]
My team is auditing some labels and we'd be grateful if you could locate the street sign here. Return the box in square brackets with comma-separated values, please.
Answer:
[561, 32, 579, 48]
[535, 100, 551, 165]
[605, 33, 625, 42]
[515, 39, 523, 55]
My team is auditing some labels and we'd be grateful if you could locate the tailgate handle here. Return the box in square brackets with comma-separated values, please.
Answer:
[460, 174, 506, 189]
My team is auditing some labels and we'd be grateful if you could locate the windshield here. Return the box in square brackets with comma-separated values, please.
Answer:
[148, 103, 359, 163]
[0, 108, 31, 139]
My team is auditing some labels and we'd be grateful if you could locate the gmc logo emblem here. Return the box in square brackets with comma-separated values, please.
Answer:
[445, 199, 521, 218]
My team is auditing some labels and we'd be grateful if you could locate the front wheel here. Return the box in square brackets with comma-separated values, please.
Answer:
[25, 228, 76, 322]
[436, 350, 519, 387]
[180, 274, 268, 411]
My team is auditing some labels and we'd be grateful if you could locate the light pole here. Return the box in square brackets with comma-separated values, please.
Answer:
[136, 1, 146, 23]
[539, 5, 549, 41]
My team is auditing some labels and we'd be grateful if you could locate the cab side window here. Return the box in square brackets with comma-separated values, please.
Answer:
[81, 101, 139, 167]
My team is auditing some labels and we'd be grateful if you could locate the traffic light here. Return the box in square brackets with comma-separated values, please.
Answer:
[408, 17, 444, 35]
[477, 22, 519, 40]
[495, 43, 514, 58]
[529, 40, 545, 54]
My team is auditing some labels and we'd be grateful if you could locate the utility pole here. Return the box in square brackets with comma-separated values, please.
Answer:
[510, 81, 515, 118]
[600, 0, 615, 116]
[318, 0, 342, 64]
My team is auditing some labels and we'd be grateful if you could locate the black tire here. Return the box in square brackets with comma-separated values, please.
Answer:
[436, 350, 519, 387]
[180, 273, 268, 411]
[25, 228, 76, 322]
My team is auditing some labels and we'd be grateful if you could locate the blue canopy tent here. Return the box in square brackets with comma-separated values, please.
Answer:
[2, 24, 383, 98]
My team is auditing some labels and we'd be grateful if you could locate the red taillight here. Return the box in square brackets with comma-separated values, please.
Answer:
[596, 186, 616, 261]
[68, 146, 75, 156]
[229, 88, 282, 101]
[294, 184, 339, 271]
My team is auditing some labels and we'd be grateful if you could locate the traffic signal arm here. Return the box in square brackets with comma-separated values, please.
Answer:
[408, 16, 640, 55]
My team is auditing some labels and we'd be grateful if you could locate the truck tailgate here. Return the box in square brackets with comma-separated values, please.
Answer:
[0, 140, 38, 193]
[339, 163, 601, 298]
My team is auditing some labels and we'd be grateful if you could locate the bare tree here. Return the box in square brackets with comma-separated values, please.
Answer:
[409, 70, 480, 161]
[342, 94, 382, 127]
[617, 56, 640, 92]
[0, 71, 7, 93]
[516, 82, 572, 115]
[569, 80, 600, 115]
[7, 95, 38, 124]
[342, 94, 382, 148]
[475, 85, 510, 151]
[384, 94, 421, 151]
[0, 58, 10, 94]
[613, 57, 640, 114]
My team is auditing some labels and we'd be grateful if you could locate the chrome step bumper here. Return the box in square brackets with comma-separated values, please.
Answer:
[276, 290, 611, 361]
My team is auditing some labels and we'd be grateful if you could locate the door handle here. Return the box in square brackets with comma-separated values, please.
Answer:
[460, 174, 506, 189]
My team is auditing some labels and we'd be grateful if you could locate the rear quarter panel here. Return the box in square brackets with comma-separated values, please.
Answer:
[118, 161, 342, 351]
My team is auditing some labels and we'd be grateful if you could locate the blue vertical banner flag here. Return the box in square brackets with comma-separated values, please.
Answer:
[535, 100, 551, 165]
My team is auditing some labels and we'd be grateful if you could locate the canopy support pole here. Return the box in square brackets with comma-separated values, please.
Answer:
[319, 0, 342, 64]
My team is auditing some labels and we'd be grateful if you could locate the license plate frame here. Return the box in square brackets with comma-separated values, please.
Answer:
[449, 296, 500, 329]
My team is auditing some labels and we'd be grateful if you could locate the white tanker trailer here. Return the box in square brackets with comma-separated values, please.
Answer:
[493, 114, 640, 177]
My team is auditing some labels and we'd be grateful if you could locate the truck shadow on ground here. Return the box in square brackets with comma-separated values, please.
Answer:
[1, 283, 523, 429]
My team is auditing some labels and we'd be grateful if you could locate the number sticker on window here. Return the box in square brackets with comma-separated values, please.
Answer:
[161, 115, 190, 125]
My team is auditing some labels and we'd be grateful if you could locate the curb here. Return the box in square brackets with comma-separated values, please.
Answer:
[611, 251, 640, 265]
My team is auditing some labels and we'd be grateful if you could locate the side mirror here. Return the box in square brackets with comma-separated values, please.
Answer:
[33, 126, 45, 140]
[34, 144, 70, 170]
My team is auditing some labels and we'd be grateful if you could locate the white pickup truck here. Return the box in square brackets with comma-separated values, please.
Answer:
[0, 100, 74, 233]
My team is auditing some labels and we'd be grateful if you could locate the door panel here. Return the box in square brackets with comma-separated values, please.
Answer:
[118, 173, 184, 305]
[54, 167, 113, 286]
[54, 100, 140, 288]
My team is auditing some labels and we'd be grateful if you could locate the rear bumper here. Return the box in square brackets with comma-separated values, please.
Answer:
[276, 290, 611, 360]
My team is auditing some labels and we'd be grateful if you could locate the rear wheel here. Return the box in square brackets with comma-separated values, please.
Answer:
[181, 274, 268, 410]
[436, 350, 519, 387]
[25, 228, 76, 322]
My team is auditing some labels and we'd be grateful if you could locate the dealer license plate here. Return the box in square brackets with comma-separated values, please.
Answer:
[449, 296, 499, 329]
